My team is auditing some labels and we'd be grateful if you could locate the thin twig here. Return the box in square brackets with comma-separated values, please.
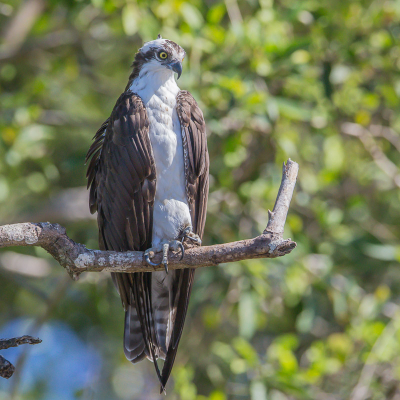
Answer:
[0, 335, 41, 351]
[342, 122, 400, 188]
[224, 0, 243, 25]
[0, 336, 42, 379]
[0, 0, 45, 59]
[350, 310, 400, 400]
[369, 124, 400, 153]
[264, 159, 299, 236]
[9, 276, 71, 396]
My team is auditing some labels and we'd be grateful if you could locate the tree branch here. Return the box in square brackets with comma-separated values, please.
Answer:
[342, 122, 400, 188]
[0, 0, 46, 59]
[0, 159, 299, 280]
[0, 335, 42, 351]
[0, 336, 42, 379]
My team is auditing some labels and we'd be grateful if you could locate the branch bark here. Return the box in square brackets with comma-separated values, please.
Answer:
[0, 159, 299, 280]
[0, 336, 42, 379]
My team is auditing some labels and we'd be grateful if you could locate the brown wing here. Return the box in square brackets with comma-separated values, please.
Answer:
[160, 90, 209, 389]
[176, 90, 209, 237]
[86, 91, 160, 368]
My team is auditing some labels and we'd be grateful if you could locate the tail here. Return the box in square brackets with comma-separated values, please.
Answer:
[123, 268, 195, 391]
[124, 303, 146, 363]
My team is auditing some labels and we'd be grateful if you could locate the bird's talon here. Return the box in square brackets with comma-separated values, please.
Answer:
[180, 227, 201, 246]
[145, 253, 161, 267]
[178, 242, 185, 261]
[188, 236, 201, 245]
[144, 237, 189, 270]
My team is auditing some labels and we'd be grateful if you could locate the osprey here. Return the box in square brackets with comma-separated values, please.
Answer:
[86, 36, 209, 391]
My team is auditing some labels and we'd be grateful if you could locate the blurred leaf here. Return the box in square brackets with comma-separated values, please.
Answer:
[239, 292, 256, 339]
[250, 381, 267, 400]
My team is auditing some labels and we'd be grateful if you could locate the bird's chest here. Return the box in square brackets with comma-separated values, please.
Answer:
[146, 92, 181, 170]
[145, 88, 190, 242]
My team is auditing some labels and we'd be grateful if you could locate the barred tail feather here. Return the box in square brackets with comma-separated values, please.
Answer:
[124, 305, 147, 363]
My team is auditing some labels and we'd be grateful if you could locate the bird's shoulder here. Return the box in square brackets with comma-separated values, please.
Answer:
[109, 90, 149, 135]
[175, 90, 205, 125]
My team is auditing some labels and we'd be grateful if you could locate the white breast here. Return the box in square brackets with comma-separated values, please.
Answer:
[131, 71, 191, 246]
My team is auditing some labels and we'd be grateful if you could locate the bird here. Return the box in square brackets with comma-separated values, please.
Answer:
[85, 35, 209, 392]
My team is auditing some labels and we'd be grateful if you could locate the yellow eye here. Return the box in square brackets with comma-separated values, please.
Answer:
[159, 51, 168, 59]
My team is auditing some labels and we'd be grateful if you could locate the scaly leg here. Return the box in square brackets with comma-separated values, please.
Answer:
[144, 240, 184, 273]
[144, 227, 201, 273]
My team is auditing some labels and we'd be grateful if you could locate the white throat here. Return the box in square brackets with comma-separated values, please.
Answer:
[129, 67, 179, 104]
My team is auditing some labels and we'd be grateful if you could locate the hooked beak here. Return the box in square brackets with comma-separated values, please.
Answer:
[168, 60, 183, 79]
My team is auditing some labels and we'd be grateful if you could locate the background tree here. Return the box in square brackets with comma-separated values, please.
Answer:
[0, 0, 400, 399]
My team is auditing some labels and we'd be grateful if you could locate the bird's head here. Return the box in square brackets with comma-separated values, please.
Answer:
[131, 35, 186, 81]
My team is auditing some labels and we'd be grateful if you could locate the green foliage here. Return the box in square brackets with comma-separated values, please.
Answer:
[1, 0, 400, 398]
